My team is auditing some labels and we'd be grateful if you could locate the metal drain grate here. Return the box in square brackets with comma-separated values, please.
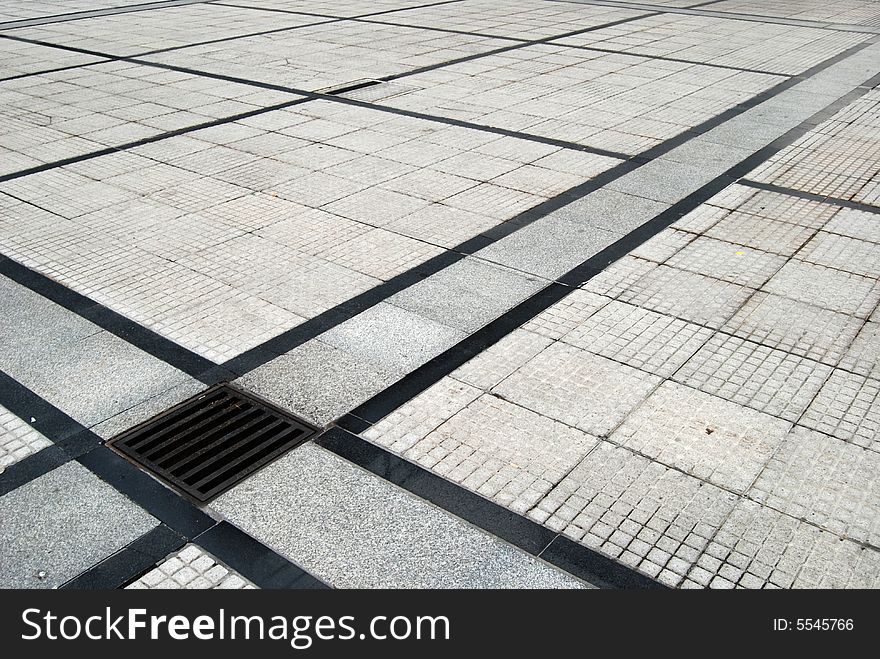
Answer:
[108, 384, 318, 502]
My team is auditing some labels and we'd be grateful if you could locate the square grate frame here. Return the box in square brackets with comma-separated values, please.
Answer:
[108, 383, 319, 503]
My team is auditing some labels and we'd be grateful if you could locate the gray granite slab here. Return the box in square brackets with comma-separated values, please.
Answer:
[213, 443, 587, 589]
[2, 330, 196, 428]
[476, 216, 621, 280]
[552, 188, 670, 234]
[0, 461, 158, 588]
[236, 339, 396, 427]
[0, 275, 102, 360]
[319, 302, 467, 377]
[605, 160, 720, 204]
[388, 258, 546, 333]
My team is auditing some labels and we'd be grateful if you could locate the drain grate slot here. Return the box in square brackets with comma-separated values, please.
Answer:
[108, 384, 318, 502]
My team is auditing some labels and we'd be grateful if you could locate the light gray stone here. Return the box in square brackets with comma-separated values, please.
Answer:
[0, 275, 102, 359]
[476, 216, 621, 280]
[0, 462, 158, 588]
[236, 339, 396, 426]
[2, 330, 195, 428]
[213, 444, 588, 589]
[606, 160, 720, 204]
[389, 258, 546, 333]
[319, 303, 467, 377]
[551, 188, 669, 234]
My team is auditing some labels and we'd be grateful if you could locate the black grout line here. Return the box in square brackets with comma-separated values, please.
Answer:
[0, 368, 215, 538]
[684, 0, 729, 8]
[376, 11, 662, 83]
[125, 0, 474, 58]
[0, 370, 99, 448]
[1, 359, 631, 591]
[317, 68, 880, 591]
[0, 36, 873, 387]
[315, 426, 663, 589]
[0, 1, 874, 596]
[0, 32, 636, 161]
[212, 0, 468, 22]
[0, 368, 329, 590]
[0, 370, 103, 497]
[0, 96, 312, 184]
[194, 522, 330, 589]
[4, 88, 877, 596]
[220, 250, 465, 375]
[339, 68, 880, 430]
[0, 254, 230, 385]
[214, 1, 783, 76]
[543, 0, 880, 34]
[0, 0, 469, 83]
[0, 59, 111, 83]
[0, 0, 215, 30]
[738, 179, 880, 215]
[543, 42, 783, 76]
[221, 38, 877, 378]
[136, 16, 346, 57]
[326, 94, 632, 159]
[61, 524, 187, 589]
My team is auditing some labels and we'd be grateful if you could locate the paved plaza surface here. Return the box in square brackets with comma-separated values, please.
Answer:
[1, 0, 879, 590]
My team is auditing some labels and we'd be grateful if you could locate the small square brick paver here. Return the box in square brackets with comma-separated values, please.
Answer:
[683, 500, 880, 589]
[629, 228, 694, 263]
[824, 207, 880, 244]
[611, 382, 791, 493]
[672, 203, 732, 235]
[722, 292, 864, 366]
[2, 0, 880, 594]
[555, 300, 713, 378]
[581, 256, 657, 299]
[126, 544, 256, 590]
[798, 231, 880, 278]
[799, 369, 880, 452]
[530, 442, 738, 588]
[363, 377, 483, 455]
[726, 188, 841, 228]
[615, 265, 755, 329]
[839, 321, 880, 378]
[368, 391, 597, 514]
[451, 329, 554, 391]
[675, 333, 833, 422]
[522, 289, 610, 342]
[0, 405, 51, 472]
[763, 259, 880, 318]
[749, 427, 880, 546]
[492, 342, 662, 437]
[702, 211, 816, 256]
[666, 236, 787, 288]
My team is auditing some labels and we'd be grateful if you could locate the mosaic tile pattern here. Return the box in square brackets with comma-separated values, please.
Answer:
[674, 333, 833, 422]
[749, 427, 880, 545]
[125, 544, 257, 590]
[682, 500, 880, 589]
[531, 442, 738, 588]
[749, 88, 880, 202]
[0, 99, 619, 361]
[612, 382, 790, 493]
[2, 0, 880, 592]
[0, 405, 51, 472]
